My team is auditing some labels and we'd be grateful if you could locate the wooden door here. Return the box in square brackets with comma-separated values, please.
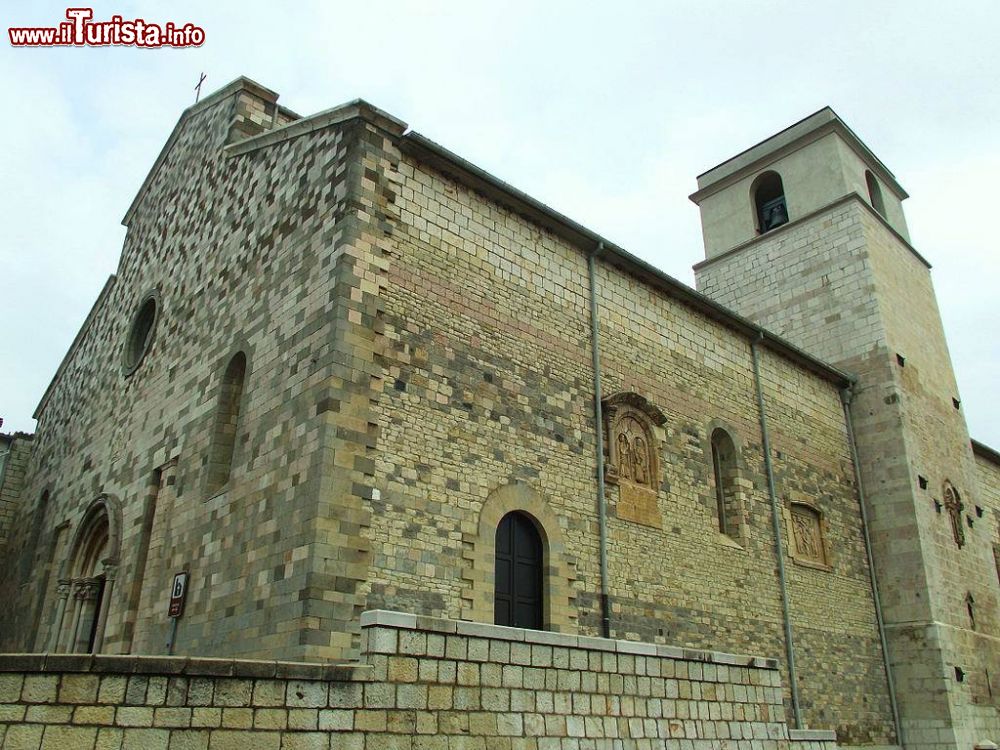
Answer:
[494, 512, 543, 629]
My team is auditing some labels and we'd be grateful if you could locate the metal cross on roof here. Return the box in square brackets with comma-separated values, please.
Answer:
[195, 72, 207, 103]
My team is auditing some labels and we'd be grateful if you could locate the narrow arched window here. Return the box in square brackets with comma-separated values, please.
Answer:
[494, 511, 544, 630]
[206, 352, 247, 495]
[19, 491, 50, 583]
[752, 171, 788, 233]
[866, 170, 886, 218]
[711, 429, 740, 542]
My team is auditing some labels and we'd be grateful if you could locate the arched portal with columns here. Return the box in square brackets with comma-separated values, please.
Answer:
[50, 494, 122, 653]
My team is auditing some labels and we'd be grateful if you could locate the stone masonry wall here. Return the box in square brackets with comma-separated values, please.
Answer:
[976, 449, 1000, 635]
[0, 610, 838, 750]
[694, 196, 884, 365]
[362, 145, 895, 743]
[863, 207, 1000, 748]
[694, 195, 1000, 747]
[0, 83, 400, 662]
[0, 435, 32, 549]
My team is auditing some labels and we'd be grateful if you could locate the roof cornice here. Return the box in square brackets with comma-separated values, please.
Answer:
[689, 108, 908, 205]
[973, 439, 1000, 467]
[224, 98, 406, 157]
[692, 192, 931, 273]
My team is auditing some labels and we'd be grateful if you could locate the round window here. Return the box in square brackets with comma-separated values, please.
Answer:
[122, 295, 158, 375]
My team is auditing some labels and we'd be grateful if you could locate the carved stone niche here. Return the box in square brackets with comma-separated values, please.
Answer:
[943, 481, 965, 549]
[602, 392, 667, 528]
[784, 498, 832, 571]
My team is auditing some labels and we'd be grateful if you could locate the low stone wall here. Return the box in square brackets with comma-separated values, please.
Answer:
[0, 610, 838, 749]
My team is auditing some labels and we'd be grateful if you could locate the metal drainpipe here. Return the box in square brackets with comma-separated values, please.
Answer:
[750, 333, 802, 729]
[588, 241, 612, 639]
[840, 386, 903, 744]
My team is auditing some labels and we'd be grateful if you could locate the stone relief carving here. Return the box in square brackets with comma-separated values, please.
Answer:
[614, 415, 652, 487]
[601, 392, 667, 529]
[602, 392, 666, 490]
[790, 503, 825, 565]
[633, 435, 649, 485]
[617, 430, 634, 482]
[943, 482, 965, 549]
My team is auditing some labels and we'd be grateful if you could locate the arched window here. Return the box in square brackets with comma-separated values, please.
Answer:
[866, 170, 886, 218]
[19, 490, 50, 583]
[206, 352, 247, 495]
[711, 429, 740, 542]
[122, 293, 159, 376]
[752, 171, 788, 233]
[494, 511, 544, 630]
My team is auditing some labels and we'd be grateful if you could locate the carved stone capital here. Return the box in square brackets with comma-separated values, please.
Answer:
[56, 579, 73, 599]
[74, 577, 101, 600]
[101, 560, 119, 582]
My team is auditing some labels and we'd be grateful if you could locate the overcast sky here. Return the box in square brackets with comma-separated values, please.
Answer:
[2, 1, 997, 449]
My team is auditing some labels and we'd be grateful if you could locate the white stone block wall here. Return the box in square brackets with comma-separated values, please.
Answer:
[0, 609, 840, 749]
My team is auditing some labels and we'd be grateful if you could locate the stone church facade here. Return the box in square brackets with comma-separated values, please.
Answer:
[0, 78, 997, 748]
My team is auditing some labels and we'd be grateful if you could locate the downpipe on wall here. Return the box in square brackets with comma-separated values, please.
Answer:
[750, 333, 802, 729]
[840, 386, 903, 746]
[588, 242, 612, 639]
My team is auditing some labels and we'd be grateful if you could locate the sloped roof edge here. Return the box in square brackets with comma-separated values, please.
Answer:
[224, 98, 407, 157]
[121, 76, 287, 227]
[34, 274, 117, 419]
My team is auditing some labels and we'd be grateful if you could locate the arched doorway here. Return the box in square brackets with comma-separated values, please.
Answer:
[465, 482, 576, 632]
[52, 495, 121, 653]
[72, 515, 109, 652]
[494, 511, 543, 630]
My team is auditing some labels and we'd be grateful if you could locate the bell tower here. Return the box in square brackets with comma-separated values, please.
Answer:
[691, 108, 1000, 748]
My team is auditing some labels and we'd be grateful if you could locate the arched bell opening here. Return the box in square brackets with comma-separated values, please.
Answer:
[866, 170, 886, 218]
[751, 171, 788, 233]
